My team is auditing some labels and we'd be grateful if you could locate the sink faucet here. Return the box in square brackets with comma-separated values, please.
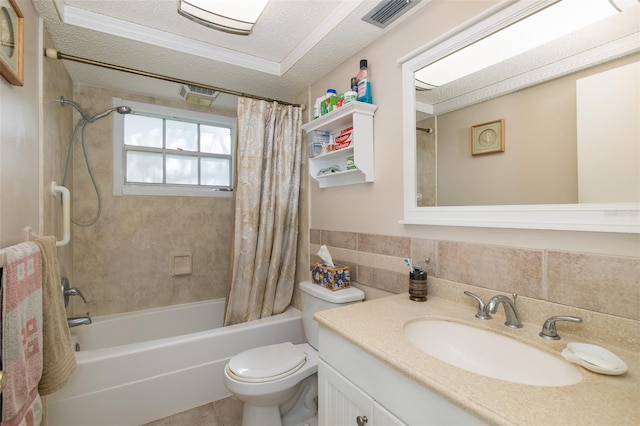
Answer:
[67, 315, 92, 328]
[486, 293, 523, 328]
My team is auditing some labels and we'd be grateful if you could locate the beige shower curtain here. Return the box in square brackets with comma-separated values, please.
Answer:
[224, 98, 303, 326]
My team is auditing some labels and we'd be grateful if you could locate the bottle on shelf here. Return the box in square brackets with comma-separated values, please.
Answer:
[357, 59, 373, 104]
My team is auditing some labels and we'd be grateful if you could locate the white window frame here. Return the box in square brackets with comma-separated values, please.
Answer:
[112, 97, 236, 198]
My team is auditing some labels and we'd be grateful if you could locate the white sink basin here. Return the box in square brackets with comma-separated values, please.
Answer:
[404, 319, 582, 386]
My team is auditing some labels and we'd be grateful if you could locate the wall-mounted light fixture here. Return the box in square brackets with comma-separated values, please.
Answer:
[416, 0, 639, 89]
[177, 0, 269, 35]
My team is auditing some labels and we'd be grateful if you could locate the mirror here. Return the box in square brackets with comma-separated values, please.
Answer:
[400, 1, 640, 233]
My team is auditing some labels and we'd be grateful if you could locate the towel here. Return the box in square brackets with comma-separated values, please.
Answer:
[32, 237, 76, 395]
[1, 242, 43, 426]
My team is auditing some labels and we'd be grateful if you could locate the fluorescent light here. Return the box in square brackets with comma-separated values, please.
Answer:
[178, 0, 269, 35]
[415, 0, 629, 88]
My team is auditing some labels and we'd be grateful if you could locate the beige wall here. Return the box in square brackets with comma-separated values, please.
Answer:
[307, 1, 639, 317]
[42, 27, 74, 284]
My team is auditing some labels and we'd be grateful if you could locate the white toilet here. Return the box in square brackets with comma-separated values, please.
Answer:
[224, 280, 365, 426]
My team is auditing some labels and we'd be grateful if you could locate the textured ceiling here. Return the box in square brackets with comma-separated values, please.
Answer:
[32, 0, 430, 111]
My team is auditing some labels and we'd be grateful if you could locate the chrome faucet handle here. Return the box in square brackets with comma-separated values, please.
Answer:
[539, 315, 583, 340]
[463, 291, 492, 320]
[64, 286, 88, 304]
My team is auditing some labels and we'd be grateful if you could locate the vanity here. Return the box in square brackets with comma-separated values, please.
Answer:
[314, 280, 640, 425]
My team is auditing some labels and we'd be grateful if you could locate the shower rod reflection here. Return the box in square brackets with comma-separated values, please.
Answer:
[44, 48, 304, 109]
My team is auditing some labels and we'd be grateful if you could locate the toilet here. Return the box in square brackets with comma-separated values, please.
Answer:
[224, 280, 365, 426]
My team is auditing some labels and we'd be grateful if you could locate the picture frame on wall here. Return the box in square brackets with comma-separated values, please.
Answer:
[0, 0, 24, 86]
[471, 119, 505, 156]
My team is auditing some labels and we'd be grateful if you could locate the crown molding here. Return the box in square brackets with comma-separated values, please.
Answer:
[62, 5, 282, 75]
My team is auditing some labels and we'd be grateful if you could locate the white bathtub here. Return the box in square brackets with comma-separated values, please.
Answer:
[45, 299, 306, 426]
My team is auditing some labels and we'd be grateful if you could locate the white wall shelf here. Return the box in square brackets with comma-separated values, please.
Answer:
[302, 101, 377, 188]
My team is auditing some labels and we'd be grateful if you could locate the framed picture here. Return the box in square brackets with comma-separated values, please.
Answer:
[0, 0, 24, 86]
[471, 119, 504, 155]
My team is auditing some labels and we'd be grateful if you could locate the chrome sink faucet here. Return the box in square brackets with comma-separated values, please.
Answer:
[486, 293, 523, 328]
[539, 315, 582, 340]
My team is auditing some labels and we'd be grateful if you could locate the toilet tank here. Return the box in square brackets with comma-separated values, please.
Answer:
[299, 281, 365, 349]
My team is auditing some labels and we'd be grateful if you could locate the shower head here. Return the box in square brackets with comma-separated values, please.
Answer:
[58, 97, 132, 123]
[91, 105, 132, 121]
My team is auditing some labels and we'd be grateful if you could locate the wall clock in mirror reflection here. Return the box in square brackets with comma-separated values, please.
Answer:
[0, 0, 23, 86]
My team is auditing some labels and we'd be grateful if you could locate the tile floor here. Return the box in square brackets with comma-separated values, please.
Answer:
[143, 396, 243, 426]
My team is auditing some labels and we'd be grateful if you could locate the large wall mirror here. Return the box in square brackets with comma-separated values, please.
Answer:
[400, 0, 639, 233]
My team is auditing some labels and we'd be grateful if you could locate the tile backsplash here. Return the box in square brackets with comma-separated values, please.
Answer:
[310, 229, 640, 321]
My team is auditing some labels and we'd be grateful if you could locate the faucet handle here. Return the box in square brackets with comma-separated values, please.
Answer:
[64, 287, 88, 304]
[463, 291, 492, 320]
[539, 315, 583, 340]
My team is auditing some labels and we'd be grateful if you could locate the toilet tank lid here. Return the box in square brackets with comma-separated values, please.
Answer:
[300, 281, 365, 303]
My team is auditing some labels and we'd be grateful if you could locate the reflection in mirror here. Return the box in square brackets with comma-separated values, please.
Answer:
[418, 56, 639, 207]
[400, 1, 640, 232]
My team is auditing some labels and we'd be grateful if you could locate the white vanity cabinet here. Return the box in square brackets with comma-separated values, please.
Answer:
[302, 102, 377, 188]
[318, 327, 484, 426]
[319, 361, 405, 426]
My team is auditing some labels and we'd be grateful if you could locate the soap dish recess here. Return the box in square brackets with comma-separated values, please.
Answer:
[562, 343, 627, 375]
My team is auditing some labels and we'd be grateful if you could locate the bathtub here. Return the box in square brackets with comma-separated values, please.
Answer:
[45, 299, 306, 426]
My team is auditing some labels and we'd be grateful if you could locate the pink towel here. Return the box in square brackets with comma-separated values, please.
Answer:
[1, 242, 43, 426]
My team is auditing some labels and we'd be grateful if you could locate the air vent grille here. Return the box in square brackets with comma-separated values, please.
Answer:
[362, 0, 419, 28]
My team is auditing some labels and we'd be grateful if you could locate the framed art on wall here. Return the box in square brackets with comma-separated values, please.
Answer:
[471, 119, 504, 156]
[0, 0, 24, 86]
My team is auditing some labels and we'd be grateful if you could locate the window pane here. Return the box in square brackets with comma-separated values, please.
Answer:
[201, 158, 230, 186]
[166, 120, 197, 152]
[124, 115, 163, 148]
[166, 154, 198, 185]
[201, 125, 231, 154]
[126, 151, 163, 183]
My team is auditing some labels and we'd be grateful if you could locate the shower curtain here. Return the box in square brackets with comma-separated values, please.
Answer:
[224, 98, 303, 326]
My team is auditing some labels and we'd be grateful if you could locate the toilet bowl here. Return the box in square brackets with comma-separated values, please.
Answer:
[224, 281, 365, 426]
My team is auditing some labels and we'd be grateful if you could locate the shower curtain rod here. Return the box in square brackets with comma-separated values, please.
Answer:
[44, 48, 304, 108]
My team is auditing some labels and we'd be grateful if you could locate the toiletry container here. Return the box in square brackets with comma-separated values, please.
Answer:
[357, 59, 373, 104]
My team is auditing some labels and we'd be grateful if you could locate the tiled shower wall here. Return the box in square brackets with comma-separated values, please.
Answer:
[310, 229, 640, 321]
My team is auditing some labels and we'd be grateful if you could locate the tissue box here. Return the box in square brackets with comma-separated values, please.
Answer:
[310, 263, 351, 291]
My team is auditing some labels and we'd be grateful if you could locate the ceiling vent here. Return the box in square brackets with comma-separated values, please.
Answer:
[362, 0, 419, 29]
[179, 84, 220, 107]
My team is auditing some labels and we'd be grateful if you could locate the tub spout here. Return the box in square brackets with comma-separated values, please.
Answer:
[68, 315, 92, 328]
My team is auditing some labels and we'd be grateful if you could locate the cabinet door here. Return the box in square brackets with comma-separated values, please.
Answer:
[319, 360, 373, 426]
[373, 401, 406, 426]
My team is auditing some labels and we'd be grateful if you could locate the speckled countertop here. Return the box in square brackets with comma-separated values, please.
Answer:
[314, 280, 640, 425]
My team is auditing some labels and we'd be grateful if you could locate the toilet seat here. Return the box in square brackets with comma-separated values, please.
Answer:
[227, 342, 307, 383]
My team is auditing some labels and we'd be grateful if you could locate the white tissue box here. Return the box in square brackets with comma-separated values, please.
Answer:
[311, 263, 350, 291]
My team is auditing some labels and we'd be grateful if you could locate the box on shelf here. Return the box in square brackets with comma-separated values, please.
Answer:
[334, 126, 353, 150]
[311, 262, 351, 291]
[309, 131, 329, 157]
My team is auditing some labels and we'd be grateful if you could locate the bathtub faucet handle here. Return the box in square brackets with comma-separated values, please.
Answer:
[64, 286, 87, 304]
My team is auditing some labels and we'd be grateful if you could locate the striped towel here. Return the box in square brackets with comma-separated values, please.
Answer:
[1, 242, 43, 426]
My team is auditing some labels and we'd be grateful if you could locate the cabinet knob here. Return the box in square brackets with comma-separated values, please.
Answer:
[356, 415, 368, 426]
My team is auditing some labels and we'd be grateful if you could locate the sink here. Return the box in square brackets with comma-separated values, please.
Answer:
[404, 319, 582, 386]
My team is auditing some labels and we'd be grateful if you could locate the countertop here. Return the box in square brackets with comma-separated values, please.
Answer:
[314, 280, 640, 425]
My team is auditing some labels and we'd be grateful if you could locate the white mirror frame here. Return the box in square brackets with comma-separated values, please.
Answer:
[400, 0, 640, 233]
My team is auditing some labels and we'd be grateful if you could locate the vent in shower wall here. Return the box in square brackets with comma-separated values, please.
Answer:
[362, 0, 419, 28]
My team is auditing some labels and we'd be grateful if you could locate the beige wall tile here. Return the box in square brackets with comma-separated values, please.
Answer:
[436, 241, 544, 298]
[358, 233, 411, 258]
[547, 251, 640, 320]
[357, 265, 407, 294]
[410, 238, 437, 276]
[322, 230, 358, 250]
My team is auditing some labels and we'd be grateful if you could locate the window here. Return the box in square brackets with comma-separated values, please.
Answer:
[112, 98, 236, 197]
